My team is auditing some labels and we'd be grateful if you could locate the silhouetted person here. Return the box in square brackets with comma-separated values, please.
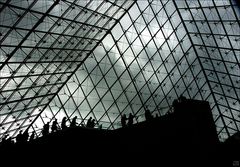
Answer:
[16, 130, 23, 144]
[92, 119, 97, 128]
[127, 113, 134, 126]
[51, 119, 59, 133]
[1, 135, 7, 146]
[61, 117, 68, 130]
[86, 117, 92, 128]
[145, 109, 153, 121]
[42, 122, 50, 136]
[90, 119, 96, 128]
[172, 99, 178, 112]
[178, 94, 187, 103]
[6, 136, 14, 146]
[70, 116, 78, 128]
[1, 134, 14, 147]
[1, 134, 15, 148]
[29, 132, 35, 142]
[121, 114, 127, 127]
[22, 130, 29, 142]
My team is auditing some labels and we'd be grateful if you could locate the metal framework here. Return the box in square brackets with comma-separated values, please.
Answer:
[0, 0, 239, 142]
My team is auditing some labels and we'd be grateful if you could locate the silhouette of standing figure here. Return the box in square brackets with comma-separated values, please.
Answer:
[42, 122, 50, 136]
[86, 117, 92, 128]
[172, 99, 178, 112]
[145, 109, 153, 121]
[29, 132, 35, 142]
[22, 130, 29, 142]
[51, 119, 59, 133]
[127, 113, 134, 126]
[178, 94, 187, 103]
[90, 119, 96, 128]
[70, 116, 78, 128]
[61, 117, 67, 130]
[121, 114, 127, 127]
[16, 130, 23, 144]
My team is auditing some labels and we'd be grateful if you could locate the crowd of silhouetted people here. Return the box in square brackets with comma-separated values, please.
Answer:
[1, 108, 160, 147]
[41, 116, 100, 138]
[41, 117, 80, 137]
[0, 116, 101, 148]
[1, 95, 188, 148]
[120, 95, 188, 127]
[1, 94, 190, 148]
[120, 110, 158, 127]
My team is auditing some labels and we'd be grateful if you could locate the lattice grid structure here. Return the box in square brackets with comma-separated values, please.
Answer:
[0, 0, 239, 142]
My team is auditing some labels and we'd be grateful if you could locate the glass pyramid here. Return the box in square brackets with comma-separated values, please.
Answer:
[0, 0, 239, 142]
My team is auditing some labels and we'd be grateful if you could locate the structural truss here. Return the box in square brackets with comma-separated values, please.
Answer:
[0, 0, 239, 141]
